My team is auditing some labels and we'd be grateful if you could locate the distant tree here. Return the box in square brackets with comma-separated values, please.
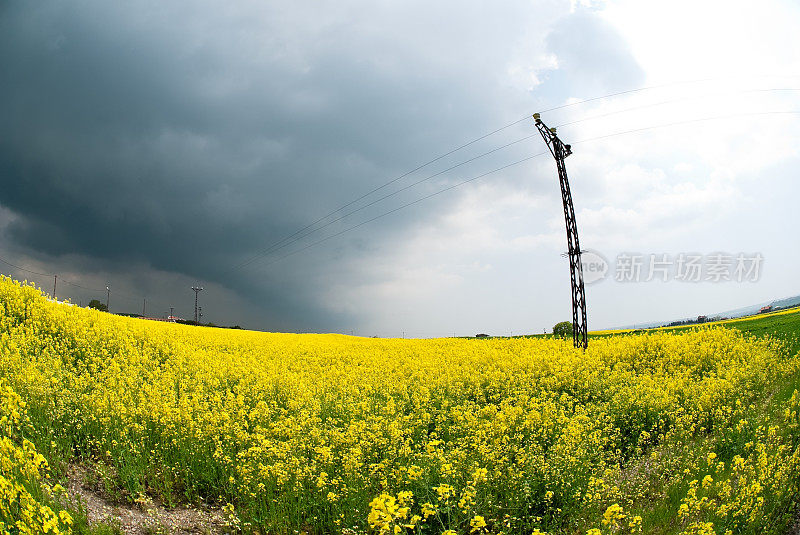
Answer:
[552, 321, 573, 339]
[88, 299, 108, 312]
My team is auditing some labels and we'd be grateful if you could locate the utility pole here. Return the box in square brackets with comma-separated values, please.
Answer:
[169, 306, 174, 320]
[191, 286, 203, 324]
[533, 113, 588, 350]
[53, 275, 57, 300]
[142, 298, 146, 317]
[106, 286, 110, 311]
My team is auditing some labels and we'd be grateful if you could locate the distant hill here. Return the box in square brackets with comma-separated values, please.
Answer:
[771, 294, 800, 309]
[709, 293, 800, 320]
[614, 293, 800, 330]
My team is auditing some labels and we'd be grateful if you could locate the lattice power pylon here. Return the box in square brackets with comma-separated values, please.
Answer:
[533, 113, 588, 350]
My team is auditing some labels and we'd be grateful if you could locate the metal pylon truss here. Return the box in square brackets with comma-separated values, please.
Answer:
[534, 114, 588, 350]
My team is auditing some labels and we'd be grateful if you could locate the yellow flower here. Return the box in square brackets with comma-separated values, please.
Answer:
[602, 503, 625, 527]
[0, 275, 797, 535]
[421, 502, 437, 519]
[470, 515, 487, 532]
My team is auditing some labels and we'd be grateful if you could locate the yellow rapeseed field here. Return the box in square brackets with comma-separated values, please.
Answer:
[1, 275, 799, 534]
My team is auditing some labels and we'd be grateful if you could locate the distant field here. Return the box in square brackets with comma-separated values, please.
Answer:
[2, 275, 800, 534]
[591, 307, 800, 355]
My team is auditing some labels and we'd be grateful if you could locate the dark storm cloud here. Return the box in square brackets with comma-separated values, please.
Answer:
[1, 1, 643, 331]
[0, 1, 518, 328]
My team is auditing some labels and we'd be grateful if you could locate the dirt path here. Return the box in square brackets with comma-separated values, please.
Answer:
[64, 466, 230, 534]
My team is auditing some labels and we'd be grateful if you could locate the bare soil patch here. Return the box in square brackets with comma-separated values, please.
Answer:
[64, 465, 230, 534]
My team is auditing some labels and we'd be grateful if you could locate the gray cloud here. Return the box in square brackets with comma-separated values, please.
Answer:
[544, 10, 645, 96]
[0, 0, 660, 332]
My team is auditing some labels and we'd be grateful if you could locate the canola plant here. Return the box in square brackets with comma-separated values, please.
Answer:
[0, 275, 799, 534]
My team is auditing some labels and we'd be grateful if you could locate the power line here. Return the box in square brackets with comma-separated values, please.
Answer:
[233, 78, 800, 273]
[255, 152, 547, 269]
[232, 116, 530, 270]
[555, 87, 800, 129]
[571, 110, 800, 145]
[0, 255, 112, 294]
[234, 77, 756, 272]
[543, 75, 800, 114]
[0, 253, 178, 315]
[234, 132, 539, 269]
[57, 278, 106, 293]
[0, 256, 52, 277]
[246, 108, 800, 269]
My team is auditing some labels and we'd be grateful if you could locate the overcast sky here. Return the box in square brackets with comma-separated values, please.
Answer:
[1, 0, 798, 336]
